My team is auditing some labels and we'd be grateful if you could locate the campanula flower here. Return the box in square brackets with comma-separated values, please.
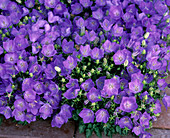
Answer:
[120, 97, 138, 112]
[79, 108, 94, 123]
[95, 109, 109, 123]
[63, 56, 77, 70]
[86, 87, 102, 103]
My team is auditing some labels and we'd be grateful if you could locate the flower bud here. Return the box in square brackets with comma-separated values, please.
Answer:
[2, 34, 5, 38]
[55, 66, 61, 72]
[91, 102, 96, 106]
[124, 59, 128, 67]
[144, 32, 150, 39]
[6, 32, 9, 36]
[138, 108, 142, 111]
[155, 89, 160, 93]
[12, 85, 15, 89]
[108, 66, 111, 71]
[147, 14, 151, 17]
[111, 95, 114, 100]
[142, 49, 146, 55]
[19, 55, 22, 59]
[150, 91, 153, 96]
[153, 73, 157, 78]
[16, 0, 21, 3]
[142, 40, 146, 47]
[106, 71, 110, 77]
[25, 16, 28, 21]
[84, 100, 89, 105]
[87, 72, 91, 77]
[79, 90, 82, 95]
[77, 69, 80, 74]
[97, 70, 100, 74]
[62, 87, 66, 91]
[19, 21, 23, 26]
[29, 73, 33, 77]
[164, 11, 168, 16]
[99, 31, 103, 36]
[110, 64, 114, 68]
[77, 54, 81, 59]
[144, 95, 148, 100]
[104, 65, 108, 69]
[96, 59, 99, 64]
[83, 65, 87, 71]
[54, 44, 58, 49]
[111, 56, 113, 61]
[150, 107, 153, 112]
[155, 113, 160, 117]
[149, 87, 154, 91]
[82, 74, 86, 78]
[61, 78, 65, 83]
[67, 0, 71, 3]
[79, 78, 83, 83]
[91, 69, 95, 73]
[141, 104, 145, 109]
[106, 10, 109, 16]
[103, 57, 107, 64]
[143, 80, 147, 85]
[140, 65, 143, 69]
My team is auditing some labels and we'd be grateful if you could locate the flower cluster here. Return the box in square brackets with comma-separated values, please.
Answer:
[0, 0, 169, 137]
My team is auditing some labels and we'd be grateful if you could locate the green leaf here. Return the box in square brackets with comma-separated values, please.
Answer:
[79, 125, 86, 133]
[116, 126, 121, 134]
[88, 124, 92, 129]
[111, 128, 115, 134]
[104, 127, 108, 136]
[17, 121, 28, 126]
[107, 130, 112, 138]
[93, 124, 97, 129]
[23, 121, 28, 126]
[12, 119, 17, 123]
[17, 121, 24, 125]
[86, 129, 93, 138]
[94, 127, 102, 138]
[76, 109, 81, 114]
[72, 114, 78, 120]
[106, 123, 111, 128]
[122, 129, 128, 135]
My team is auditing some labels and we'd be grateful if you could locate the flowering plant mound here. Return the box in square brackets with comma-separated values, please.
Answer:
[0, 0, 170, 137]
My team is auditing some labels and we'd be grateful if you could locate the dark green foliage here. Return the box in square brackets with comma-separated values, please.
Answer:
[79, 124, 86, 133]
[86, 129, 93, 138]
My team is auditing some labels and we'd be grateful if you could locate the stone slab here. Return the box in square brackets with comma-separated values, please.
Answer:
[152, 101, 170, 129]
[165, 75, 170, 95]
[147, 129, 170, 138]
[0, 118, 75, 138]
[152, 75, 170, 129]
